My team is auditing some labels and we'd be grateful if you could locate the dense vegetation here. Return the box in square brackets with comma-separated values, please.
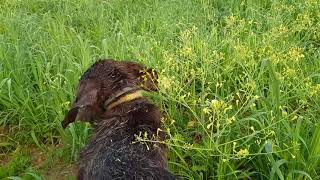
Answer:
[0, 0, 319, 179]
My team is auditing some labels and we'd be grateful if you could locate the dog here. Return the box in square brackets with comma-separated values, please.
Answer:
[62, 59, 176, 180]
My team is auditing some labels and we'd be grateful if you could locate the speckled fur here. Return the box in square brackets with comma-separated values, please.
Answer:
[62, 59, 176, 180]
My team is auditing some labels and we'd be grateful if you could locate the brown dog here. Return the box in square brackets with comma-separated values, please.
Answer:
[62, 59, 176, 180]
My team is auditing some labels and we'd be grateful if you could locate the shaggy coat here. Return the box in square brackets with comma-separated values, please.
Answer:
[62, 59, 176, 180]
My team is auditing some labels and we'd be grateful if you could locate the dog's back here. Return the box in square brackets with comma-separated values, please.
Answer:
[77, 99, 176, 180]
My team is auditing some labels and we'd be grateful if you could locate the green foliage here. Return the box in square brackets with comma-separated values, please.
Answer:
[0, 147, 42, 179]
[0, 0, 319, 179]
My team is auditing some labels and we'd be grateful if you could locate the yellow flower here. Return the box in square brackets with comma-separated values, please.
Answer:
[234, 44, 253, 59]
[210, 99, 226, 110]
[213, 51, 225, 60]
[211, 100, 220, 108]
[282, 67, 296, 78]
[62, 101, 70, 108]
[291, 115, 298, 121]
[159, 76, 172, 89]
[180, 29, 192, 41]
[187, 120, 196, 128]
[206, 122, 213, 129]
[287, 47, 304, 62]
[282, 110, 288, 117]
[180, 46, 193, 57]
[310, 84, 320, 96]
[271, 25, 289, 36]
[203, 107, 211, 114]
[255, 139, 261, 145]
[163, 51, 176, 66]
[225, 15, 237, 26]
[224, 105, 233, 113]
[236, 148, 250, 158]
[227, 116, 236, 124]
[233, 142, 237, 152]
[296, 13, 313, 28]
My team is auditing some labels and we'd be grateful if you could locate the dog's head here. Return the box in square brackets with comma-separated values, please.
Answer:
[62, 59, 158, 128]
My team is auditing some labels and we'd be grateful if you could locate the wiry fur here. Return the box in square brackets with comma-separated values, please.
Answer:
[62, 59, 176, 180]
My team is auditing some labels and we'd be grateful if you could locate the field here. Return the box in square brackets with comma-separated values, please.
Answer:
[0, 0, 320, 179]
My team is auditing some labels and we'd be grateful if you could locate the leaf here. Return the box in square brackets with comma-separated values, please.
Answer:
[265, 140, 286, 180]
[192, 165, 207, 172]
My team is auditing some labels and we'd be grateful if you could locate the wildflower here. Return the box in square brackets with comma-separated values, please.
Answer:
[62, 101, 70, 109]
[268, 49, 286, 64]
[271, 25, 289, 36]
[292, 140, 301, 151]
[234, 44, 253, 59]
[267, 130, 276, 137]
[163, 52, 176, 66]
[291, 115, 298, 121]
[225, 15, 237, 26]
[236, 148, 249, 158]
[179, 94, 187, 101]
[282, 67, 296, 78]
[210, 99, 226, 111]
[203, 107, 211, 114]
[187, 120, 196, 128]
[282, 110, 288, 117]
[190, 69, 196, 76]
[211, 100, 219, 107]
[236, 100, 239, 106]
[310, 84, 320, 96]
[244, 81, 257, 90]
[306, 0, 317, 6]
[287, 47, 304, 62]
[213, 51, 225, 61]
[233, 142, 237, 152]
[227, 116, 236, 124]
[224, 105, 233, 113]
[255, 139, 261, 145]
[180, 29, 192, 41]
[180, 46, 193, 57]
[216, 82, 223, 88]
[296, 13, 313, 29]
[250, 103, 256, 108]
[206, 122, 213, 129]
[239, 18, 246, 27]
[159, 76, 172, 89]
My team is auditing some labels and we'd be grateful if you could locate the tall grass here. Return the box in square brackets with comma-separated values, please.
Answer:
[0, 0, 319, 179]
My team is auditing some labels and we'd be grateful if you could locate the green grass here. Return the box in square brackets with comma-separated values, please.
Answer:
[0, 0, 320, 179]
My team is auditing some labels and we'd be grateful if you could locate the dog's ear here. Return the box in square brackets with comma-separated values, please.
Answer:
[62, 79, 99, 128]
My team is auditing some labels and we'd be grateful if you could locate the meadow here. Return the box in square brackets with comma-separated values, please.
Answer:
[0, 0, 319, 179]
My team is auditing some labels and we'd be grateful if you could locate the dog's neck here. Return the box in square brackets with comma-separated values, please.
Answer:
[104, 87, 144, 110]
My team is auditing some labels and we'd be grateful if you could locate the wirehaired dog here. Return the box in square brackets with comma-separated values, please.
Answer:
[62, 59, 176, 180]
